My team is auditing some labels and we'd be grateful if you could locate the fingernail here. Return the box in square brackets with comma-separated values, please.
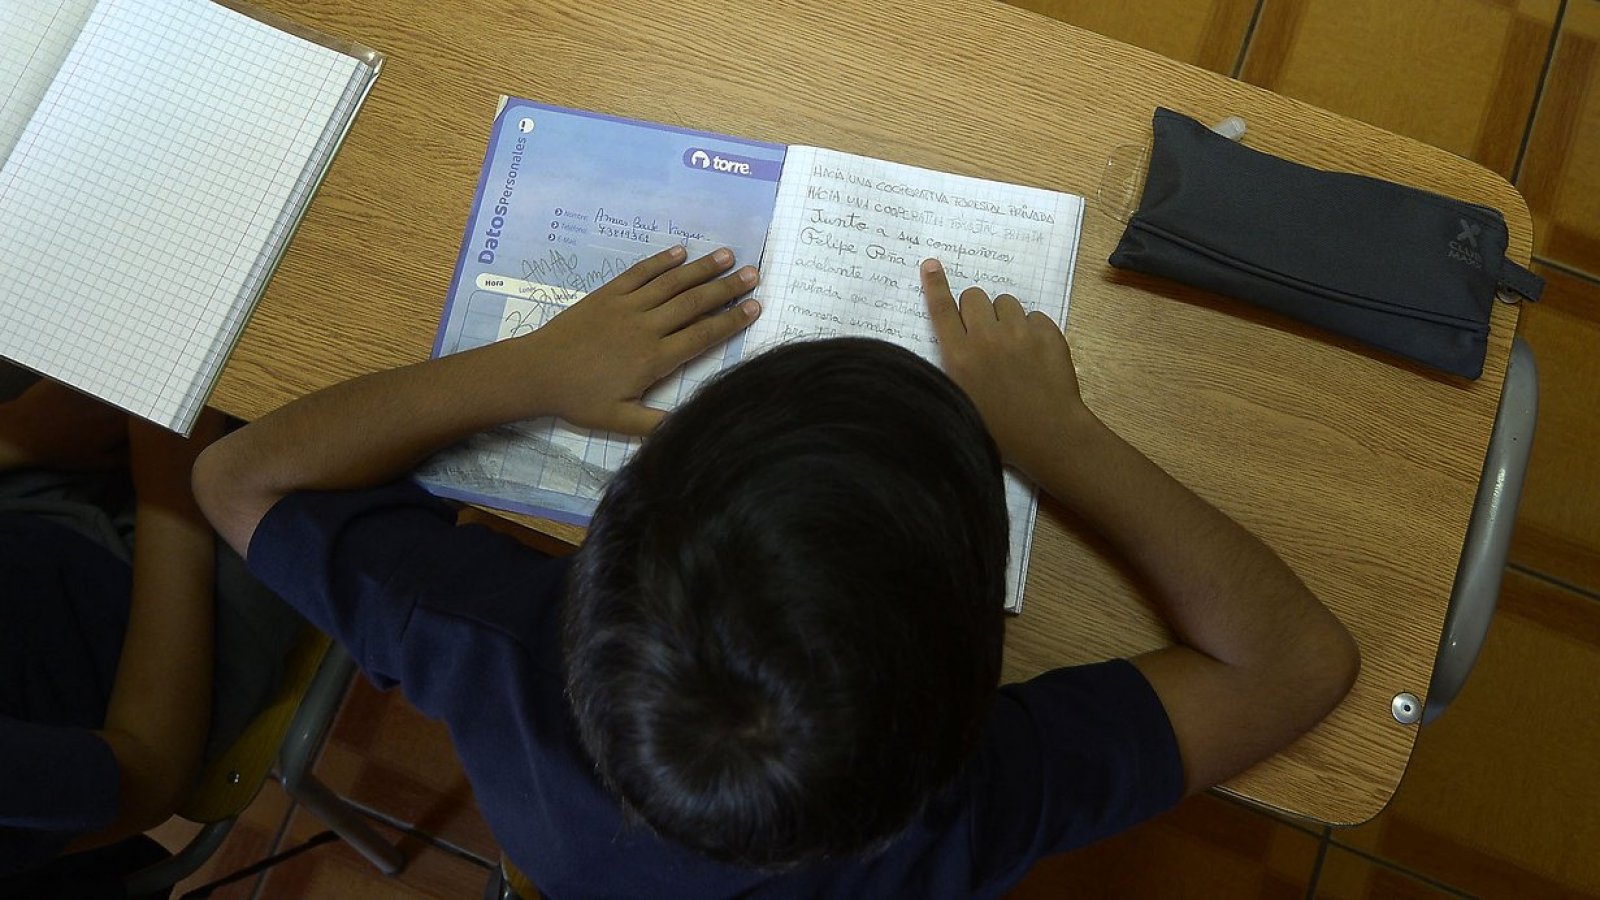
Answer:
[742, 299, 761, 319]
[921, 258, 942, 274]
[668, 244, 687, 259]
[713, 248, 733, 265]
[738, 267, 758, 285]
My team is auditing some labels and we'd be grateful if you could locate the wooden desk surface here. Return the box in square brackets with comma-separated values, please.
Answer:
[221, 0, 1530, 826]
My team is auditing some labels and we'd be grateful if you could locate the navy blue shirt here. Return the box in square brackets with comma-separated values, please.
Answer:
[0, 514, 129, 877]
[249, 481, 1182, 898]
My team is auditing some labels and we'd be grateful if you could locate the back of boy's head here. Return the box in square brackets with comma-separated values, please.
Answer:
[564, 337, 1009, 869]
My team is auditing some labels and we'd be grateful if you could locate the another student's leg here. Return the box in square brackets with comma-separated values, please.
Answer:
[0, 375, 127, 474]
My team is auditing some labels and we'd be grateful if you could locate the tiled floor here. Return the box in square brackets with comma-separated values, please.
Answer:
[1508, 265, 1600, 590]
[148, 676, 498, 898]
[146, 1, 1600, 897]
[1005, 793, 1325, 899]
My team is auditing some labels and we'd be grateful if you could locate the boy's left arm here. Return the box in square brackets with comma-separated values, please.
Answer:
[194, 245, 759, 558]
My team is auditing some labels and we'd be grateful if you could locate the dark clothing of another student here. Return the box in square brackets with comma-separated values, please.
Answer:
[0, 469, 302, 895]
[0, 513, 129, 876]
[246, 480, 1185, 899]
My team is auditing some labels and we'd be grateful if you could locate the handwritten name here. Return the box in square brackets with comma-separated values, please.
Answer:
[808, 208, 869, 230]
[594, 208, 659, 232]
[800, 226, 857, 257]
[668, 220, 707, 241]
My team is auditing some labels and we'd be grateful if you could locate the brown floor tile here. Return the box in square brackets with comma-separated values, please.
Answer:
[256, 805, 493, 898]
[147, 816, 203, 859]
[1240, 0, 1557, 177]
[1510, 265, 1600, 591]
[1002, 0, 1258, 73]
[1314, 846, 1467, 898]
[147, 783, 294, 898]
[1006, 793, 1321, 898]
[1330, 570, 1600, 897]
[314, 674, 500, 861]
[1520, 1, 1600, 277]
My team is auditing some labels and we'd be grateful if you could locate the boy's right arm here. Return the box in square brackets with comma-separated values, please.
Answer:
[194, 245, 759, 558]
[920, 259, 1360, 795]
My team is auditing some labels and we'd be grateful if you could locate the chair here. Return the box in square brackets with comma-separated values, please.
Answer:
[125, 631, 405, 894]
[484, 856, 541, 900]
[1419, 334, 1539, 724]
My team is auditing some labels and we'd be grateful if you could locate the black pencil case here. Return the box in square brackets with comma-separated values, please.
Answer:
[1108, 108, 1543, 379]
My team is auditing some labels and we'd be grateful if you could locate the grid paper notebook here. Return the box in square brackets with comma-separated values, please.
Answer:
[747, 146, 1083, 614]
[0, 0, 380, 431]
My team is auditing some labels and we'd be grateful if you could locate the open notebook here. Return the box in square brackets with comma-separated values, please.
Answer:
[0, 0, 381, 432]
[421, 99, 1085, 613]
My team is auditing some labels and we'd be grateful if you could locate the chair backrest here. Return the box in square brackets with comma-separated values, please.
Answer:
[499, 856, 542, 899]
[180, 627, 329, 822]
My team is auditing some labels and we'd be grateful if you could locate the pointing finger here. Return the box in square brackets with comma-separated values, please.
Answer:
[921, 258, 964, 343]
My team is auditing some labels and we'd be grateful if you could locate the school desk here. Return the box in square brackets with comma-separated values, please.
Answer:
[208, 0, 1532, 826]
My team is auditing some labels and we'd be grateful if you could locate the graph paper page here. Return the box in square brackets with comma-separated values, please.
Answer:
[0, 0, 362, 429]
[750, 146, 1085, 611]
[1, 0, 98, 164]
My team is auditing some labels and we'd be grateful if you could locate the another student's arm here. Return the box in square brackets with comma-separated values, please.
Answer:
[194, 246, 759, 558]
[0, 378, 127, 472]
[920, 259, 1359, 795]
[75, 413, 225, 849]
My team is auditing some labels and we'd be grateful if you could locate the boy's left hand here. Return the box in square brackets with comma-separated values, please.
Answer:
[920, 258, 1094, 481]
[517, 244, 760, 436]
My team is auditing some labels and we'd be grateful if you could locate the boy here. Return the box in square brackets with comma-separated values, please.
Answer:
[194, 247, 1359, 897]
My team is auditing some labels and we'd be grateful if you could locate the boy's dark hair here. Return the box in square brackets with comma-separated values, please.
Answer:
[564, 337, 1009, 868]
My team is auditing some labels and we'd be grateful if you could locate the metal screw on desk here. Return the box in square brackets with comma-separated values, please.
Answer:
[1391, 692, 1421, 725]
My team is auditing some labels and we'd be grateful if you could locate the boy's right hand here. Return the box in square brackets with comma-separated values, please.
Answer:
[920, 258, 1098, 480]
[518, 244, 760, 436]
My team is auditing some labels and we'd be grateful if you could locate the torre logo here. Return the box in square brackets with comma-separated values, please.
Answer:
[683, 147, 759, 177]
[697, 151, 748, 174]
[680, 147, 781, 182]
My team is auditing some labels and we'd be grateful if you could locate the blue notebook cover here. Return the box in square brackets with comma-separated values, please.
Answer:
[417, 99, 785, 524]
